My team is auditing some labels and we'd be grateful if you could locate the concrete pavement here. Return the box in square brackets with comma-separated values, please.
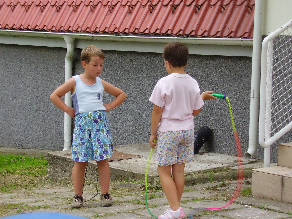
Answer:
[1, 144, 292, 218]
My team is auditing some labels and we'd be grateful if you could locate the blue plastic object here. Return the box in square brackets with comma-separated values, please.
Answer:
[1, 212, 88, 219]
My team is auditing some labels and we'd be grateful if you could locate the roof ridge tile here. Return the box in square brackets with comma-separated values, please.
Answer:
[208, 0, 221, 6]
[67, 0, 83, 6]
[195, 0, 207, 6]
[34, 0, 48, 6]
[184, 0, 195, 6]
[139, 0, 152, 6]
[221, 0, 233, 6]
[236, 0, 249, 6]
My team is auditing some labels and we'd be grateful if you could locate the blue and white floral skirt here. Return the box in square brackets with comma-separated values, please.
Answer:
[71, 111, 113, 162]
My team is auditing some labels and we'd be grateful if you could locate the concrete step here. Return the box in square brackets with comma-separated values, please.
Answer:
[252, 165, 292, 203]
[46, 143, 262, 186]
[278, 143, 292, 168]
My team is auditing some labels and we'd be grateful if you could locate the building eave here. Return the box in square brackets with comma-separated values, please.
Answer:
[0, 30, 253, 57]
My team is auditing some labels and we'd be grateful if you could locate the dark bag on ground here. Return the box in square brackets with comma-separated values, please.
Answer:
[194, 126, 213, 155]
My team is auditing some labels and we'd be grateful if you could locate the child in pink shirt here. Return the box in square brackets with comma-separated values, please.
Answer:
[149, 42, 215, 219]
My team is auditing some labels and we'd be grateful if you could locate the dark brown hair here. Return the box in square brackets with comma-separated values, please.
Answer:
[162, 42, 189, 67]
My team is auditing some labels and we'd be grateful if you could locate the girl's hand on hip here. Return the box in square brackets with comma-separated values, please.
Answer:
[66, 108, 75, 118]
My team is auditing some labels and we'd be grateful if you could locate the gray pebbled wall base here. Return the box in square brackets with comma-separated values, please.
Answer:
[1, 44, 291, 162]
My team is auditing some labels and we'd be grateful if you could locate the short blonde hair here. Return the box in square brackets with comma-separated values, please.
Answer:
[81, 45, 104, 63]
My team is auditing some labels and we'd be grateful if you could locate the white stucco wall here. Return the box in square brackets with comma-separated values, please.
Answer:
[263, 0, 292, 35]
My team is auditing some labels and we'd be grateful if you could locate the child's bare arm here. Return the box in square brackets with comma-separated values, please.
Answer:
[101, 80, 127, 111]
[192, 107, 202, 116]
[201, 91, 217, 100]
[149, 104, 163, 149]
[50, 77, 76, 118]
[192, 91, 216, 116]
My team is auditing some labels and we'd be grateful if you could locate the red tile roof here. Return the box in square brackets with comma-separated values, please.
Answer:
[0, 0, 255, 38]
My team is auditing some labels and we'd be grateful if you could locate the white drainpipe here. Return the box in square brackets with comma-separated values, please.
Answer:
[245, 0, 263, 159]
[63, 36, 75, 151]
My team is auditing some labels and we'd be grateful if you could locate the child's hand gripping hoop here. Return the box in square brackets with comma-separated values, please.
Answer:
[211, 93, 227, 99]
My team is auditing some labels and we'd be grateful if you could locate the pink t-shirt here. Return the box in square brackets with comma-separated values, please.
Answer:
[149, 73, 204, 132]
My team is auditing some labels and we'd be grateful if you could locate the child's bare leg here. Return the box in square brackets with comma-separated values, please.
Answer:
[172, 163, 185, 202]
[97, 159, 110, 194]
[158, 165, 180, 211]
[72, 161, 88, 196]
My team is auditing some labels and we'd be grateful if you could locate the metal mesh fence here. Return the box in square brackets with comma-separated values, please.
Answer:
[259, 20, 292, 148]
[269, 34, 292, 136]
